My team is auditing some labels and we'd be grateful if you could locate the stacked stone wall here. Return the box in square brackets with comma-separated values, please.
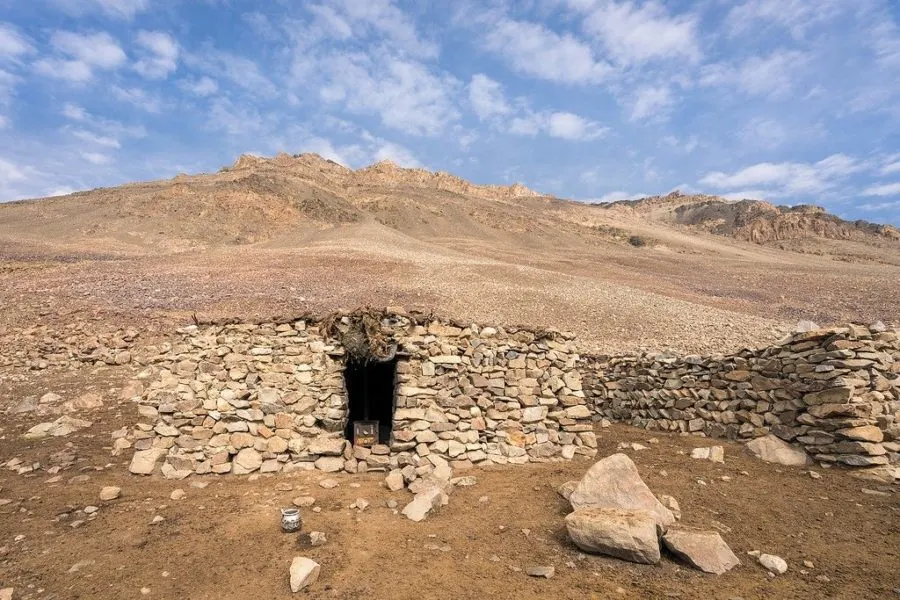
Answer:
[127, 313, 595, 478]
[584, 324, 900, 467]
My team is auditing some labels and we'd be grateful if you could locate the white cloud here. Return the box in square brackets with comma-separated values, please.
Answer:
[309, 0, 438, 58]
[81, 151, 111, 165]
[111, 85, 161, 112]
[483, 17, 611, 84]
[469, 74, 511, 120]
[184, 47, 277, 98]
[547, 112, 607, 140]
[699, 154, 863, 195]
[509, 110, 606, 141]
[0, 23, 35, 59]
[62, 103, 87, 121]
[373, 141, 421, 168]
[51, 31, 127, 68]
[0, 114, 7, 129]
[862, 182, 900, 196]
[35, 30, 126, 83]
[134, 30, 179, 79]
[206, 97, 266, 137]
[700, 50, 809, 97]
[59, 103, 146, 139]
[882, 161, 900, 175]
[574, 0, 700, 65]
[726, 0, 845, 38]
[318, 51, 460, 136]
[179, 76, 219, 96]
[739, 117, 788, 149]
[67, 127, 121, 148]
[51, 0, 150, 20]
[629, 85, 673, 121]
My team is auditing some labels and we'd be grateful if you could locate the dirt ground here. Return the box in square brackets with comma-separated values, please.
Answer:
[1, 377, 897, 600]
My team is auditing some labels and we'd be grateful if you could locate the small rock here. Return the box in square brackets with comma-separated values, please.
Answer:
[802, 560, 814, 569]
[525, 566, 555, 579]
[275, 482, 293, 492]
[318, 479, 339, 489]
[691, 446, 725, 463]
[170, 489, 185, 501]
[759, 554, 788, 575]
[557, 481, 578, 501]
[450, 476, 477, 487]
[83, 505, 99, 515]
[309, 531, 327, 546]
[140, 588, 150, 596]
[292, 496, 316, 507]
[150, 515, 165, 525]
[353, 498, 369, 511]
[99, 486, 121, 501]
[660, 495, 681, 520]
[289, 556, 320, 592]
[68, 559, 95, 573]
[385, 470, 404, 492]
[386, 499, 398, 509]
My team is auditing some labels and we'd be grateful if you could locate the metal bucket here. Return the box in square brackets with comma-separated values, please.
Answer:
[281, 507, 301, 533]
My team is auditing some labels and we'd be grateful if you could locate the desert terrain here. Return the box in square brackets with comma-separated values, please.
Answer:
[1, 154, 898, 599]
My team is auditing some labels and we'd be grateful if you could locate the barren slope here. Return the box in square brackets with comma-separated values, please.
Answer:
[0, 153, 897, 355]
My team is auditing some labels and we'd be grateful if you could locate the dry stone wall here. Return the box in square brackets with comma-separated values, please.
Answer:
[584, 323, 900, 467]
[126, 313, 595, 478]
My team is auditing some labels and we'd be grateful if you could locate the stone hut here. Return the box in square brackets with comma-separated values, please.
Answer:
[128, 310, 596, 478]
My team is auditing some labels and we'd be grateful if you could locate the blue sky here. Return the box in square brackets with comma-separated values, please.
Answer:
[1, 0, 899, 225]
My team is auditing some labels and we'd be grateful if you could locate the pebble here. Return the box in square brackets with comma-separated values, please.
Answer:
[759, 554, 788, 575]
[292, 496, 316, 507]
[189, 481, 208, 489]
[309, 531, 327, 546]
[803, 560, 814, 569]
[99, 486, 121, 501]
[319, 479, 339, 489]
[83, 506, 99, 514]
[150, 515, 165, 525]
[170, 489, 185, 500]
[808, 471, 822, 480]
[275, 482, 293, 491]
[386, 500, 398, 509]
[352, 498, 369, 511]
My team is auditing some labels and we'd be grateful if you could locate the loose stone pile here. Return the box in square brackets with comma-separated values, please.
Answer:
[0, 325, 137, 370]
[584, 323, 900, 467]
[124, 311, 596, 478]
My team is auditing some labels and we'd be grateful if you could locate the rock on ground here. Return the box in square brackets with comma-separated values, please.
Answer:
[746, 435, 808, 467]
[525, 566, 555, 578]
[557, 480, 578, 501]
[99, 486, 121, 501]
[385, 470, 404, 491]
[569, 453, 674, 530]
[23, 416, 92, 440]
[659, 495, 681, 520]
[401, 485, 448, 522]
[565, 507, 661, 565]
[662, 528, 740, 575]
[759, 553, 788, 575]
[0, 588, 12, 600]
[690, 446, 725, 463]
[129, 448, 168, 475]
[289, 557, 320, 592]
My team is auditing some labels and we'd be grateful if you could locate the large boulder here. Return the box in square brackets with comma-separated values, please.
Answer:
[565, 507, 661, 564]
[746, 435, 808, 466]
[569, 453, 674, 529]
[662, 528, 740, 574]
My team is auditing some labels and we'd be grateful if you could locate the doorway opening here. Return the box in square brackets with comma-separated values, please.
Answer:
[344, 357, 399, 444]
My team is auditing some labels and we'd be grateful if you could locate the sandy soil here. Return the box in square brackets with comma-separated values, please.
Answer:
[1, 409, 897, 600]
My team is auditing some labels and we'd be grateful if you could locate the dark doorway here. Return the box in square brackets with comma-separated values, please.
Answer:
[344, 357, 398, 444]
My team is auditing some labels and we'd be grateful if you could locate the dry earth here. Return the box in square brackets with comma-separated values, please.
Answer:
[1, 155, 899, 599]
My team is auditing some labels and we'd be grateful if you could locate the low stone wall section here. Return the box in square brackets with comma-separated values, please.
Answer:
[583, 324, 900, 466]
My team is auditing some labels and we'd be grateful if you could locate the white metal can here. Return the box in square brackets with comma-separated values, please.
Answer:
[281, 507, 301, 533]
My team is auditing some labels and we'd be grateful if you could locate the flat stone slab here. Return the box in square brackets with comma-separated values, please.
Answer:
[662, 528, 740, 574]
[746, 435, 808, 467]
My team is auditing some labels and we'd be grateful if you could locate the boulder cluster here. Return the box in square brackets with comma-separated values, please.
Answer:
[561, 453, 740, 575]
[585, 323, 899, 467]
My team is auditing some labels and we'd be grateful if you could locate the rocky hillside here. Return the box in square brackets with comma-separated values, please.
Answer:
[597, 191, 900, 245]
